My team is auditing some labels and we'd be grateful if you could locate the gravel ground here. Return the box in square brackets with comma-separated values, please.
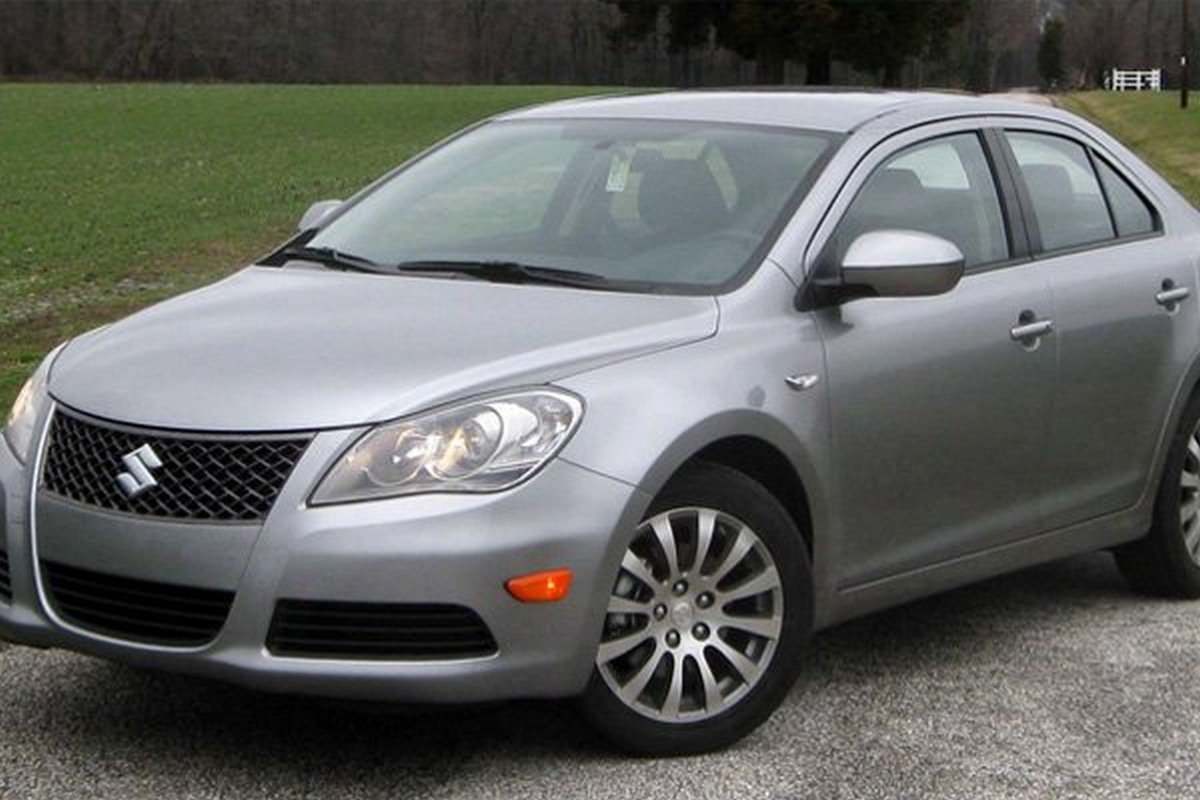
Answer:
[1, 551, 1197, 800]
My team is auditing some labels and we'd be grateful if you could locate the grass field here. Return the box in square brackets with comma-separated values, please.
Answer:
[1060, 92, 1200, 205]
[1, 86, 1196, 412]
[0, 83, 617, 409]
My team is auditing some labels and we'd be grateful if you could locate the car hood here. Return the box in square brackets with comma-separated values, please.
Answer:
[50, 266, 717, 431]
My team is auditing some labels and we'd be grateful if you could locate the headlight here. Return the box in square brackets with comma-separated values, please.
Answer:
[4, 344, 63, 464]
[311, 388, 583, 504]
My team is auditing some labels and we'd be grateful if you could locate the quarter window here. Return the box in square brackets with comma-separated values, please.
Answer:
[1094, 157, 1158, 237]
[1006, 131, 1115, 252]
[830, 133, 1009, 269]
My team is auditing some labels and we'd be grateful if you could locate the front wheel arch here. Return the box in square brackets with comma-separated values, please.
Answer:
[617, 411, 826, 563]
[683, 438, 814, 559]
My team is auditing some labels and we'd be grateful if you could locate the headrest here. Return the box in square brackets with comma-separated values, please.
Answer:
[1022, 163, 1075, 208]
[637, 157, 730, 237]
[866, 167, 923, 199]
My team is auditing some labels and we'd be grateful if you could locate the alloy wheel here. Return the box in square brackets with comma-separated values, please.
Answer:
[1181, 424, 1200, 566]
[596, 507, 784, 723]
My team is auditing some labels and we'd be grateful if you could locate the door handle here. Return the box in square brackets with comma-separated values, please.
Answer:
[1156, 286, 1190, 306]
[784, 373, 820, 392]
[1010, 319, 1054, 342]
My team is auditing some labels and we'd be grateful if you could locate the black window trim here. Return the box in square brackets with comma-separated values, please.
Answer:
[1087, 146, 1123, 238]
[971, 127, 1034, 275]
[993, 127, 1166, 263]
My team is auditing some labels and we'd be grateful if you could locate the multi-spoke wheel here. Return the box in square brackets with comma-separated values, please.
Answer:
[580, 463, 811, 755]
[1116, 394, 1200, 597]
[596, 507, 783, 722]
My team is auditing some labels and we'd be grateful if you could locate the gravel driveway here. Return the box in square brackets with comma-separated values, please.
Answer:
[1, 551, 1197, 800]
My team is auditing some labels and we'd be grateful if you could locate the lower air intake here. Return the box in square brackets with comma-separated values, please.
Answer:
[41, 560, 234, 646]
[267, 599, 498, 660]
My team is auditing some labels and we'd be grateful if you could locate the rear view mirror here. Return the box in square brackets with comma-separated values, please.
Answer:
[296, 199, 343, 232]
[840, 230, 965, 298]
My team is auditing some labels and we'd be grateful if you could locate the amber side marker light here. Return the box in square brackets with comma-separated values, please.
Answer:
[506, 569, 573, 603]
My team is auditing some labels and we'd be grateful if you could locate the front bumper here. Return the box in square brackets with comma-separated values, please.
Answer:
[0, 410, 647, 703]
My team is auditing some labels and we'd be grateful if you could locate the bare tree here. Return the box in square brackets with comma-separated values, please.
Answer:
[0, 0, 1076, 90]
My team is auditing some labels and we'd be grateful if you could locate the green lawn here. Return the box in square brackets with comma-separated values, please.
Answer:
[0, 83, 618, 409]
[1060, 91, 1200, 205]
[1, 86, 1196, 412]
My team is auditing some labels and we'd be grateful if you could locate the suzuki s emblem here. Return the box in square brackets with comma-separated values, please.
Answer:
[116, 444, 163, 499]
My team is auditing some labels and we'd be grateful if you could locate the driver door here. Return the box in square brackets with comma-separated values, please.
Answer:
[813, 127, 1057, 588]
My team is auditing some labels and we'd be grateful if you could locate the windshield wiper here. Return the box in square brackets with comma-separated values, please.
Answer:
[392, 260, 614, 290]
[277, 245, 382, 273]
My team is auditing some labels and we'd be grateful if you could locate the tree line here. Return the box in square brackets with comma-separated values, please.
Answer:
[0, 0, 1194, 90]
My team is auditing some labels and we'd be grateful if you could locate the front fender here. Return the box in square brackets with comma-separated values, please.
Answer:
[555, 293, 840, 624]
[566, 407, 821, 511]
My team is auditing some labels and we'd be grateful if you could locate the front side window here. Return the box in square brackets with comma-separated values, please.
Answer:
[1006, 131, 1115, 252]
[305, 120, 835, 291]
[828, 133, 1009, 269]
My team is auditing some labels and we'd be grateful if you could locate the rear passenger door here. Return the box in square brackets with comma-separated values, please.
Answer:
[999, 126, 1198, 529]
[811, 124, 1058, 587]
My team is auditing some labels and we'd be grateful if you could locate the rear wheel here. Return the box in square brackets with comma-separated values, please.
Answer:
[1115, 393, 1200, 598]
[580, 463, 811, 755]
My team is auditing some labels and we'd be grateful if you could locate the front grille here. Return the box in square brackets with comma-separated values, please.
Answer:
[0, 550, 10, 602]
[267, 599, 498, 660]
[41, 409, 309, 522]
[42, 560, 234, 646]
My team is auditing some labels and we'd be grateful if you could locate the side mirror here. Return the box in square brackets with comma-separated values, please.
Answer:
[840, 230, 965, 298]
[296, 199, 343, 232]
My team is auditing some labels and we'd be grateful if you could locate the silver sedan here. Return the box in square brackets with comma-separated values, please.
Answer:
[3, 90, 1199, 755]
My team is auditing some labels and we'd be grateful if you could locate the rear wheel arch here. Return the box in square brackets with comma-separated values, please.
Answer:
[1116, 386, 1200, 597]
[1146, 353, 1200, 509]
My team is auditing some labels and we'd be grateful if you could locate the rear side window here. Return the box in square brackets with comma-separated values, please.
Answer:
[1094, 157, 1158, 237]
[829, 133, 1009, 269]
[1006, 131, 1115, 252]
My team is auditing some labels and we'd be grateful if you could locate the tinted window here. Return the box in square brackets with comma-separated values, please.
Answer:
[1007, 132, 1115, 252]
[830, 133, 1008, 268]
[1095, 157, 1157, 237]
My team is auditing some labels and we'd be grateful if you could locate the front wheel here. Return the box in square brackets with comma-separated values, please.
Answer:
[580, 463, 811, 755]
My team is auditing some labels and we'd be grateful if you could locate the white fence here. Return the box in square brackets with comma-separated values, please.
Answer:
[1107, 68, 1163, 91]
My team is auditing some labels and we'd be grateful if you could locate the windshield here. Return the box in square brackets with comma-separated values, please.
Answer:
[305, 119, 836, 291]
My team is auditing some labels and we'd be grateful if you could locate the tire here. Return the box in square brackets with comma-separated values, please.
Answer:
[1114, 391, 1200, 598]
[579, 462, 812, 756]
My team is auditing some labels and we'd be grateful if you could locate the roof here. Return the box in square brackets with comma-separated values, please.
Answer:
[500, 89, 1058, 134]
